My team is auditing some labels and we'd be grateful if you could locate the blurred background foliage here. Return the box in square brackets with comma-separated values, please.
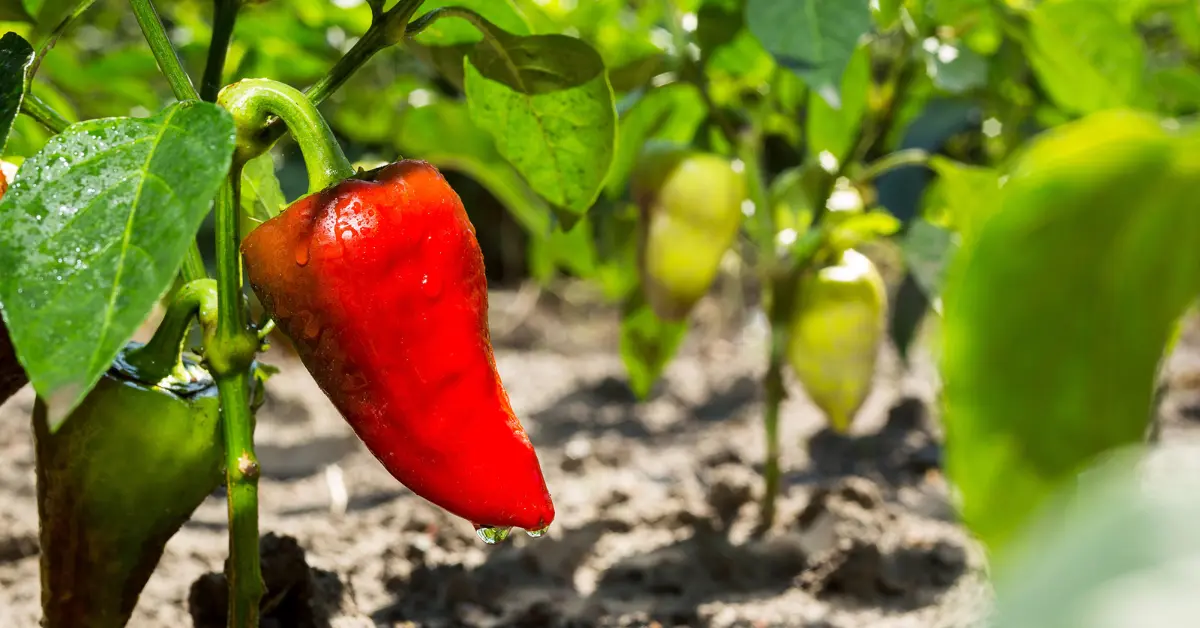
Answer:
[2, 0, 1199, 292]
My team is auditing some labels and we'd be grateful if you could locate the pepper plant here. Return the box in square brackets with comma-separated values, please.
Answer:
[0, 0, 613, 624]
[4, 0, 1200, 625]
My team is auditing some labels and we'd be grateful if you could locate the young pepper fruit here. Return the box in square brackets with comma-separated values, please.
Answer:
[631, 142, 746, 322]
[241, 159, 554, 537]
[34, 345, 229, 628]
[787, 249, 887, 433]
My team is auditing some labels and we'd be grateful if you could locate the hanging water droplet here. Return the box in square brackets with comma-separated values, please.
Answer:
[525, 526, 549, 538]
[294, 240, 310, 266]
[474, 525, 511, 545]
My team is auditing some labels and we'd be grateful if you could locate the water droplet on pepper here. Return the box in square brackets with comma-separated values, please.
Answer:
[294, 240, 310, 266]
[525, 526, 549, 538]
[474, 525, 511, 544]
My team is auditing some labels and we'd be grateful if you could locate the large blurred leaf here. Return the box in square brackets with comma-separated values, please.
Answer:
[744, 0, 872, 107]
[922, 155, 1001, 240]
[0, 101, 234, 430]
[805, 44, 870, 165]
[1027, 0, 1145, 115]
[411, 0, 530, 46]
[931, 0, 1001, 55]
[398, 100, 553, 237]
[620, 292, 688, 400]
[0, 32, 34, 154]
[991, 445, 1200, 628]
[605, 82, 708, 199]
[462, 18, 617, 224]
[941, 109, 1200, 557]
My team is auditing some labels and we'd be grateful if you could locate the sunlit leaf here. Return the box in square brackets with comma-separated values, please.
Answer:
[745, 0, 872, 107]
[463, 20, 617, 224]
[806, 44, 870, 164]
[0, 101, 234, 430]
[1027, 0, 1144, 115]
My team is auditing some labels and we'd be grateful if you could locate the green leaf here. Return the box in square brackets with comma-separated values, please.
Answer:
[239, 152, 283, 237]
[0, 32, 34, 154]
[992, 446, 1200, 628]
[805, 44, 870, 164]
[464, 23, 617, 223]
[398, 100, 553, 237]
[605, 82, 708, 200]
[922, 156, 1002, 240]
[1027, 0, 1145, 115]
[744, 0, 872, 108]
[900, 219, 956, 306]
[620, 292, 688, 400]
[411, 0, 531, 46]
[921, 37, 989, 94]
[0, 101, 235, 430]
[828, 209, 902, 252]
[941, 109, 1200, 558]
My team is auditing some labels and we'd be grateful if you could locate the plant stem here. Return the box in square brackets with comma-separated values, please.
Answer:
[129, 0, 209, 282]
[201, 0, 239, 102]
[124, 278, 219, 383]
[257, 0, 426, 147]
[207, 168, 263, 627]
[218, 372, 261, 627]
[27, 0, 99, 88]
[130, 0, 199, 101]
[856, 149, 930, 184]
[20, 92, 70, 133]
[218, 79, 354, 193]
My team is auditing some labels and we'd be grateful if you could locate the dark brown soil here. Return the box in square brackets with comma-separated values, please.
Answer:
[0, 281, 1043, 628]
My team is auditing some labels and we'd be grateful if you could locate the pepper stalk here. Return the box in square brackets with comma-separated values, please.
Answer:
[211, 77, 356, 625]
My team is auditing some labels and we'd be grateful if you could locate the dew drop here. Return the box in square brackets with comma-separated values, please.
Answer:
[420, 273, 442, 298]
[525, 526, 549, 538]
[474, 525, 511, 545]
[294, 240, 310, 266]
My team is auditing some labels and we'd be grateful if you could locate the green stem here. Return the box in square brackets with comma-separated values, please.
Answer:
[130, 0, 199, 101]
[124, 279, 219, 383]
[201, 0, 240, 102]
[129, 0, 209, 283]
[855, 149, 930, 184]
[20, 92, 71, 133]
[27, 0, 99, 88]
[206, 166, 263, 628]
[218, 79, 354, 193]
[217, 372, 261, 628]
[258, 0, 426, 148]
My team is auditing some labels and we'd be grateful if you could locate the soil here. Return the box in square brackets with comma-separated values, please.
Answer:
[16, 279, 1199, 628]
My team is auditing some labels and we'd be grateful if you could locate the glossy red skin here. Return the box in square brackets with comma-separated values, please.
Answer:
[241, 160, 554, 530]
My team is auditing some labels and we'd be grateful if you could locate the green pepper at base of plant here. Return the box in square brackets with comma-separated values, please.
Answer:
[787, 249, 887, 433]
[33, 344, 236, 628]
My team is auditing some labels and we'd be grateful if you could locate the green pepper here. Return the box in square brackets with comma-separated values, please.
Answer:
[33, 343, 236, 628]
[787, 249, 887, 433]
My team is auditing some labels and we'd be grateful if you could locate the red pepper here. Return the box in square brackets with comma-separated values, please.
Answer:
[241, 160, 554, 534]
